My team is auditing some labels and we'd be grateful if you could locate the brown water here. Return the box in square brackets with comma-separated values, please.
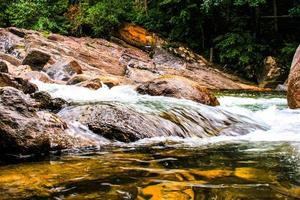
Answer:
[0, 142, 299, 200]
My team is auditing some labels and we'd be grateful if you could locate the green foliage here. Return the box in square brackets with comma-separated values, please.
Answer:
[85, 0, 133, 37]
[279, 43, 299, 67]
[0, 0, 298, 81]
[6, 0, 70, 34]
[214, 32, 265, 78]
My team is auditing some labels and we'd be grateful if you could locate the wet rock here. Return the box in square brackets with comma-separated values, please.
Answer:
[46, 59, 83, 81]
[59, 102, 266, 143]
[0, 87, 63, 154]
[137, 75, 220, 106]
[59, 104, 184, 142]
[0, 72, 37, 94]
[31, 91, 68, 111]
[76, 76, 121, 89]
[257, 56, 287, 88]
[287, 45, 300, 109]
[22, 49, 51, 71]
[0, 87, 99, 155]
[67, 74, 92, 85]
[0, 60, 8, 73]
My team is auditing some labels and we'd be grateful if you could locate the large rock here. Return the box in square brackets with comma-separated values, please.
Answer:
[0, 87, 100, 155]
[0, 72, 37, 94]
[31, 91, 68, 112]
[59, 102, 266, 143]
[287, 45, 300, 109]
[59, 104, 183, 142]
[136, 76, 220, 106]
[22, 49, 51, 71]
[257, 56, 287, 88]
[46, 59, 83, 81]
[119, 23, 157, 49]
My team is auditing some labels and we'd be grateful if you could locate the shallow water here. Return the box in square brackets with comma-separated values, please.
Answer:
[1, 82, 300, 199]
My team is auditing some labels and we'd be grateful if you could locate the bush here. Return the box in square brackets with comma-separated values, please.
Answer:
[6, 0, 70, 34]
[214, 32, 266, 79]
[85, 0, 133, 37]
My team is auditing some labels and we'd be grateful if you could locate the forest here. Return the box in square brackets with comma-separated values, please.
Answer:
[0, 0, 299, 80]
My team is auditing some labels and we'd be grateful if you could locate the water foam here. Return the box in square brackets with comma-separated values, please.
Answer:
[31, 80, 300, 147]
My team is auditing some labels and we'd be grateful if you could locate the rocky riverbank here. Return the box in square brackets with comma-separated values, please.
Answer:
[0, 26, 284, 157]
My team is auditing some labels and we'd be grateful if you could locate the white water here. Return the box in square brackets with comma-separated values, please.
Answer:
[31, 80, 300, 148]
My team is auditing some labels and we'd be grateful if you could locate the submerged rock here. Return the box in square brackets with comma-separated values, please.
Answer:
[137, 75, 220, 106]
[287, 45, 300, 109]
[58, 101, 266, 143]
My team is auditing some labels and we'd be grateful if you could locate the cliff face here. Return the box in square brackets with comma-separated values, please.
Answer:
[0, 26, 265, 90]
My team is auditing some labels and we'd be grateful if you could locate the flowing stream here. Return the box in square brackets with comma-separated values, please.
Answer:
[0, 82, 299, 199]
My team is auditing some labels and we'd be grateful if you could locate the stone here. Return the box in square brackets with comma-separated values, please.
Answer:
[119, 23, 157, 49]
[46, 59, 83, 81]
[76, 76, 121, 89]
[257, 56, 287, 88]
[67, 74, 92, 85]
[22, 49, 51, 70]
[20, 71, 54, 83]
[0, 52, 22, 66]
[137, 75, 220, 106]
[0, 87, 100, 156]
[0, 72, 37, 94]
[125, 67, 159, 83]
[287, 45, 300, 109]
[0, 60, 8, 73]
[31, 91, 68, 112]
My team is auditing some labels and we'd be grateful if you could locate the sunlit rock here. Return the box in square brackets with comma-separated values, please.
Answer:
[137, 75, 220, 106]
[287, 45, 300, 109]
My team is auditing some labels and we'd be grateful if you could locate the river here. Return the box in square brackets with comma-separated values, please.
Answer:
[0, 82, 299, 199]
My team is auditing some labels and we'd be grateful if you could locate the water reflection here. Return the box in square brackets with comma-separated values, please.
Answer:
[0, 143, 299, 199]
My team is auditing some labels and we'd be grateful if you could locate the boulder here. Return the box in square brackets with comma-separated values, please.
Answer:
[67, 74, 92, 85]
[257, 56, 287, 88]
[0, 87, 100, 155]
[22, 49, 51, 71]
[287, 45, 300, 109]
[0, 60, 8, 73]
[58, 102, 266, 143]
[119, 23, 157, 49]
[76, 76, 121, 89]
[136, 76, 220, 106]
[31, 91, 68, 112]
[0, 72, 37, 94]
[46, 59, 83, 81]
[59, 104, 184, 142]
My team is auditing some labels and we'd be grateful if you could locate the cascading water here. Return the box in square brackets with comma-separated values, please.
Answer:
[0, 80, 299, 199]
[31, 80, 271, 143]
